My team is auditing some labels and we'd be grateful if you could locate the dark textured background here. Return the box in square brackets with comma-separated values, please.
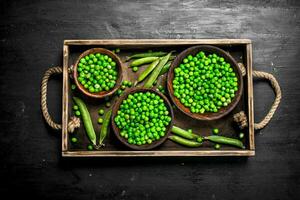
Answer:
[0, 0, 299, 199]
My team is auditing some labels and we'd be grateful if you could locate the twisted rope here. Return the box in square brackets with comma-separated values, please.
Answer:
[234, 63, 282, 130]
[41, 66, 80, 133]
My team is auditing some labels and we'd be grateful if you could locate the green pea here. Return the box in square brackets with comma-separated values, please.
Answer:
[71, 137, 78, 143]
[239, 132, 245, 139]
[214, 144, 221, 150]
[98, 118, 103, 124]
[87, 144, 94, 150]
[98, 109, 105, 115]
[75, 110, 81, 116]
[212, 128, 219, 135]
[132, 67, 139, 72]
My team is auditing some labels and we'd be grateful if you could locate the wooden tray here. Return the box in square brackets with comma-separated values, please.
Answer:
[61, 39, 254, 157]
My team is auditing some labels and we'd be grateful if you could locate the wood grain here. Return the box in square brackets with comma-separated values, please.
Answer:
[62, 45, 69, 151]
[62, 150, 255, 157]
[247, 43, 255, 150]
[64, 39, 251, 45]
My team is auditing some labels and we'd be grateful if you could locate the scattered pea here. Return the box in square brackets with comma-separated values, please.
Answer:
[87, 144, 94, 150]
[239, 132, 245, 139]
[213, 128, 219, 135]
[98, 109, 105, 115]
[75, 110, 81, 116]
[71, 137, 78, 143]
[132, 66, 138, 72]
[115, 48, 120, 53]
[214, 144, 221, 150]
[71, 84, 76, 90]
[73, 105, 79, 110]
[105, 102, 111, 107]
[98, 118, 104, 124]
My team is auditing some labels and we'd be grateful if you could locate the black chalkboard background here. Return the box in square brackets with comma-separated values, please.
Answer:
[0, 1, 299, 199]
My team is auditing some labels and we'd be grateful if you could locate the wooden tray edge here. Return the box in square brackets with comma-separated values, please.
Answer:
[64, 39, 252, 45]
[62, 39, 255, 156]
[62, 150, 255, 157]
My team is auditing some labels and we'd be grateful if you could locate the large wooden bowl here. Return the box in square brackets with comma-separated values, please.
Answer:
[73, 48, 123, 98]
[111, 88, 174, 150]
[167, 45, 243, 121]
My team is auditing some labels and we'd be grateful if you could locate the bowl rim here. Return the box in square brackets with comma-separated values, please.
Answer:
[167, 45, 243, 121]
[111, 87, 174, 150]
[73, 48, 123, 98]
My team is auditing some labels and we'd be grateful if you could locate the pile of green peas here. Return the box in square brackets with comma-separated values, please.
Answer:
[172, 51, 238, 113]
[114, 91, 172, 145]
[77, 53, 118, 93]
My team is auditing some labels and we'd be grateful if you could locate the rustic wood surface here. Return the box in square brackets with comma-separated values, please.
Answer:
[0, 0, 299, 199]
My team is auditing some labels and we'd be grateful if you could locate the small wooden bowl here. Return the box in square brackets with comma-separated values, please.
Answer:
[167, 45, 243, 121]
[73, 48, 123, 98]
[111, 88, 174, 150]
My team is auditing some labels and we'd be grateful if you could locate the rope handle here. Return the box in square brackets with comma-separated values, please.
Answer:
[41, 66, 80, 133]
[41, 63, 281, 132]
[234, 63, 282, 130]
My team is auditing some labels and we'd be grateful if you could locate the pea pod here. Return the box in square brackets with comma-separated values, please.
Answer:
[130, 57, 159, 67]
[168, 135, 202, 147]
[126, 51, 167, 61]
[159, 61, 172, 76]
[99, 109, 112, 146]
[73, 97, 96, 145]
[171, 126, 200, 140]
[137, 59, 160, 83]
[204, 135, 245, 149]
[143, 52, 172, 88]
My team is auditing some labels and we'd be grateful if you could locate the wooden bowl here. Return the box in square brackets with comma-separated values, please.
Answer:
[73, 48, 123, 98]
[111, 88, 174, 150]
[167, 45, 243, 121]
